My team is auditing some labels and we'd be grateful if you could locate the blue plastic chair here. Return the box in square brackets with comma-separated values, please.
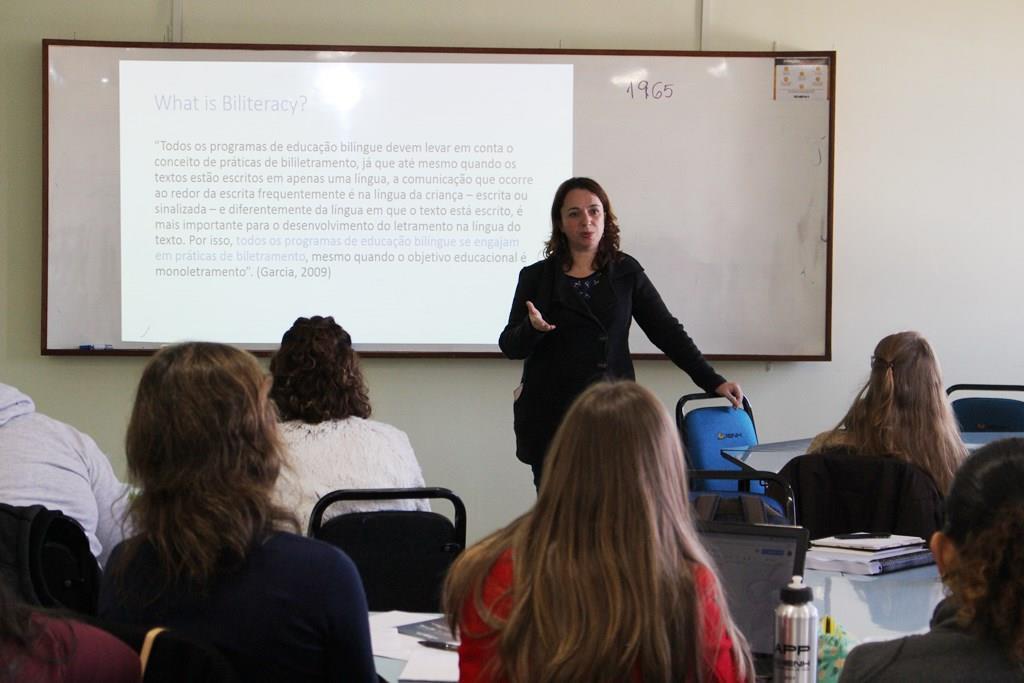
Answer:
[946, 384, 1024, 433]
[676, 392, 760, 493]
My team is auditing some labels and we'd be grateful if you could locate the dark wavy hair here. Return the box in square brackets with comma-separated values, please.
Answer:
[270, 316, 371, 423]
[116, 342, 297, 594]
[544, 177, 621, 271]
[942, 437, 1024, 662]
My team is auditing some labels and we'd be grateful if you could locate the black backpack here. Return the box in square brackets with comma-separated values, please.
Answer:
[0, 502, 100, 615]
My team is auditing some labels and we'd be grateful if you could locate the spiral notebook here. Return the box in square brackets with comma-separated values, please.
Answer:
[807, 535, 933, 575]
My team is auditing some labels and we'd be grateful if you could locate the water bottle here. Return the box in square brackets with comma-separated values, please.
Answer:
[774, 575, 818, 682]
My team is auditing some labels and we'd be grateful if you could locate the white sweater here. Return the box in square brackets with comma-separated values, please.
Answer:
[275, 417, 429, 533]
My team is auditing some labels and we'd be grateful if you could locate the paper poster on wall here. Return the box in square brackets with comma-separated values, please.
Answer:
[774, 58, 829, 100]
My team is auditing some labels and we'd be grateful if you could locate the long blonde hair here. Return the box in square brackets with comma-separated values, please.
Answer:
[444, 381, 753, 683]
[811, 331, 966, 493]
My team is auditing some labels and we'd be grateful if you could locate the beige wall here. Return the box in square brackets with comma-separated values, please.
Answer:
[3, 0, 1024, 541]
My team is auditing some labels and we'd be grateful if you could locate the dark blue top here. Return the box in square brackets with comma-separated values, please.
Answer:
[564, 271, 615, 329]
[99, 531, 376, 683]
[565, 272, 601, 300]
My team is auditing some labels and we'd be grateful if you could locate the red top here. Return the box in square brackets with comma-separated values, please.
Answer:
[457, 551, 743, 682]
[0, 615, 141, 683]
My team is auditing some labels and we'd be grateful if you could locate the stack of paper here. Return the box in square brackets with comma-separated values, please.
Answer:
[369, 611, 458, 683]
[806, 534, 935, 575]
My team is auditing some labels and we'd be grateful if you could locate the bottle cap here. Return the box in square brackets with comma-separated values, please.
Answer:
[780, 575, 813, 604]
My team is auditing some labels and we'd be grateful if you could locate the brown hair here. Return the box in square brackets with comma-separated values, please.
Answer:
[544, 177, 621, 271]
[810, 331, 966, 493]
[270, 315, 371, 422]
[941, 437, 1024, 662]
[444, 381, 753, 683]
[117, 342, 297, 592]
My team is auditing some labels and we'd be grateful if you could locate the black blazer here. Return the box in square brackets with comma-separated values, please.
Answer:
[499, 253, 725, 466]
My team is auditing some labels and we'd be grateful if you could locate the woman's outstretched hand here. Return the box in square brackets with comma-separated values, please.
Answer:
[525, 301, 556, 332]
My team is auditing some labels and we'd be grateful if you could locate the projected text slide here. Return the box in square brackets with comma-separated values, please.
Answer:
[119, 60, 573, 345]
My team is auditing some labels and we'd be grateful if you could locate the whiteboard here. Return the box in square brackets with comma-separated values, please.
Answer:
[44, 41, 833, 359]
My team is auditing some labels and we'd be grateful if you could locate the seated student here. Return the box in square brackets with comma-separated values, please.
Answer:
[0, 382, 128, 567]
[270, 315, 428, 531]
[444, 380, 754, 683]
[808, 331, 966, 494]
[0, 574, 140, 682]
[98, 342, 376, 683]
[840, 437, 1024, 681]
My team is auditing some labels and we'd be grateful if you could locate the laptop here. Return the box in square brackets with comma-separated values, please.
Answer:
[697, 521, 809, 679]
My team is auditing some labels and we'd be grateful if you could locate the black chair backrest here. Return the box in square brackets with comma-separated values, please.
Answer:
[778, 449, 943, 541]
[309, 487, 466, 613]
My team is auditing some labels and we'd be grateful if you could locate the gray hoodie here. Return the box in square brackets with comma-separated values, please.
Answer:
[0, 383, 128, 566]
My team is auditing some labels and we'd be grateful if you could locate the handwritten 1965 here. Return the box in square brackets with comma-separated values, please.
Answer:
[624, 80, 674, 101]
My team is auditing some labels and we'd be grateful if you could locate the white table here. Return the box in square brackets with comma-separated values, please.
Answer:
[805, 564, 945, 644]
[723, 438, 812, 473]
[723, 432, 1021, 474]
[962, 431, 1022, 449]
[371, 612, 458, 683]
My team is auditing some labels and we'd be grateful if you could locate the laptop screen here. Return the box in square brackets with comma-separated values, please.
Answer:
[697, 521, 808, 656]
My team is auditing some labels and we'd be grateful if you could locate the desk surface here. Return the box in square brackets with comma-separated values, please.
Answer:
[371, 612, 457, 683]
[962, 431, 1023, 448]
[724, 431, 1022, 473]
[372, 568, 943, 679]
[806, 564, 944, 645]
[723, 438, 812, 473]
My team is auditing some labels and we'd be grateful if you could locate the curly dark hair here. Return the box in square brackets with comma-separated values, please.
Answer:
[269, 316, 371, 422]
[544, 177, 621, 271]
[942, 437, 1024, 663]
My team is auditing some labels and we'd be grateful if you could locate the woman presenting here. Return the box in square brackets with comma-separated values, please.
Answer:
[499, 177, 742, 485]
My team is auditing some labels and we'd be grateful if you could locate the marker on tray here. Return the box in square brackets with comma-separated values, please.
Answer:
[78, 344, 114, 350]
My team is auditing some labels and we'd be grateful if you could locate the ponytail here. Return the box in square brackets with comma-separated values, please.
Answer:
[868, 359, 897, 455]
